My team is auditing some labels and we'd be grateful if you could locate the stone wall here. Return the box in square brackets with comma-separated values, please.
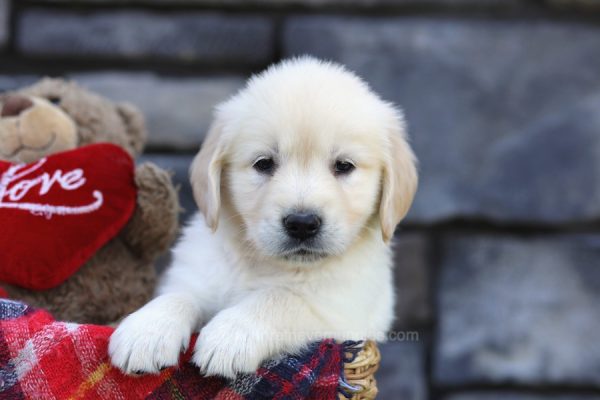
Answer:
[2, 1, 600, 399]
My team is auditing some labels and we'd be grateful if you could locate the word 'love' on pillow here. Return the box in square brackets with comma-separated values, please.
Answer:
[0, 143, 136, 290]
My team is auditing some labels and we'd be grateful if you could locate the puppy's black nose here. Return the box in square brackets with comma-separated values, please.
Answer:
[283, 213, 321, 240]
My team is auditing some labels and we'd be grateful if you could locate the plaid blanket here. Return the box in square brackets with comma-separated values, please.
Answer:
[0, 299, 357, 400]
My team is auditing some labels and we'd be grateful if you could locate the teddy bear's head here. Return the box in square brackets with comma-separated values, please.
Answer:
[0, 78, 146, 163]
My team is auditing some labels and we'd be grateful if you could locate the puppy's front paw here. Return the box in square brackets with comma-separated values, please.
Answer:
[109, 297, 196, 374]
[192, 314, 271, 379]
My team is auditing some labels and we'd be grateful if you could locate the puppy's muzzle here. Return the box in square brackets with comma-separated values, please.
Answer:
[283, 212, 321, 241]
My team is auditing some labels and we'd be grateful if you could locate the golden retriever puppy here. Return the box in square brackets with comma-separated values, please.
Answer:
[109, 57, 418, 378]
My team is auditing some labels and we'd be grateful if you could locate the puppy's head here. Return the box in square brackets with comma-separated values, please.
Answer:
[191, 57, 417, 264]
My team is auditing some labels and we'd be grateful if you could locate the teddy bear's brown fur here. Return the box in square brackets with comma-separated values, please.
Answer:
[0, 78, 179, 324]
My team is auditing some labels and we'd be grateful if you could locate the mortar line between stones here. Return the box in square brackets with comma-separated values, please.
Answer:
[13, 0, 600, 21]
[9, 0, 502, 14]
[426, 228, 443, 400]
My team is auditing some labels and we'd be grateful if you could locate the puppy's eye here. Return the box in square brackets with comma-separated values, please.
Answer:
[253, 157, 276, 174]
[334, 160, 355, 175]
[48, 97, 61, 105]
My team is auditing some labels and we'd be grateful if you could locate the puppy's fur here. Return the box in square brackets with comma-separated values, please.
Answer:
[109, 57, 418, 378]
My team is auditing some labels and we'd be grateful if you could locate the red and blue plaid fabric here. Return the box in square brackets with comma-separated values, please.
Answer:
[0, 299, 350, 400]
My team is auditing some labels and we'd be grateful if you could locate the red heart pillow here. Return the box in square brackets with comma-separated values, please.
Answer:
[0, 143, 136, 290]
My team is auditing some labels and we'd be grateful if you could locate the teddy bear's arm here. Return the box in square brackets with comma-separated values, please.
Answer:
[121, 163, 180, 261]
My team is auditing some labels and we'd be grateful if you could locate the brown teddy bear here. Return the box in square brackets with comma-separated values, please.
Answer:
[0, 78, 179, 324]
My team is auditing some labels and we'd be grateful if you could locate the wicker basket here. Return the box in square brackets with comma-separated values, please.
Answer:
[340, 341, 381, 399]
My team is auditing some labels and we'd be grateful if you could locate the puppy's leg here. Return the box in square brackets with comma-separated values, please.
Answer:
[109, 293, 200, 374]
[193, 290, 333, 379]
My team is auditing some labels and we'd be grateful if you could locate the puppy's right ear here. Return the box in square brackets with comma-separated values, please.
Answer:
[190, 122, 226, 231]
[379, 112, 418, 243]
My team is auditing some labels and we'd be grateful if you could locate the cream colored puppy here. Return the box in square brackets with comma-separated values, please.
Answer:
[109, 57, 418, 378]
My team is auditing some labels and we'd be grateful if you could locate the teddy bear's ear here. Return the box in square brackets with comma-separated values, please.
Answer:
[117, 103, 147, 155]
[0, 93, 6, 111]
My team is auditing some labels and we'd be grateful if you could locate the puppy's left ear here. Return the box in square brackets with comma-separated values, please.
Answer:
[379, 112, 418, 243]
[190, 122, 226, 232]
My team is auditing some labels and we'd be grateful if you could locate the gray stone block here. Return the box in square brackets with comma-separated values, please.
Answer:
[475, 95, 600, 223]
[71, 72, 245, 150]
[0, 0, 8, 49]
[393, 233, 430, 329]
[18, 9, 275, 65]
[377, 341, 427, 400]
[284, 17, 600, 224]
[435, 234, 600, 386]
